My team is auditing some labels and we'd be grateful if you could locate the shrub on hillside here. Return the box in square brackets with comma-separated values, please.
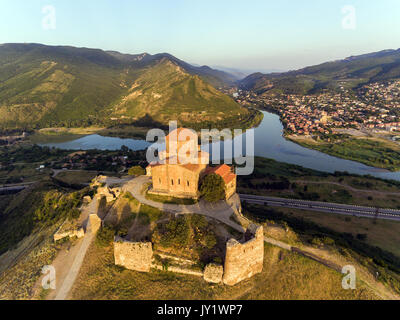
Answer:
[96, 225, 115, 247]
[128, 166, 145, 176]
[153, 216, 190, 249]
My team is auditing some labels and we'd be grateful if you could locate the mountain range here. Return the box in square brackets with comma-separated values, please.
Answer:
[0, 43, 255, 130]
[239, 49, 400, 95]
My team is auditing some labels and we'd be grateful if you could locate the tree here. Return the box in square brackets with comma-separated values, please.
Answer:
[200, 173, 226, 202]
[128, 166, 145, 176]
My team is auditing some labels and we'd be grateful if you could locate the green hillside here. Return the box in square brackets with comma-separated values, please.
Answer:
[112, 59, 253, 128]
[0, 43, 252, 130]
[240, 49, 400, 94]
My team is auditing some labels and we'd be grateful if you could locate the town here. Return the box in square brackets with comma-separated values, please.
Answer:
[230, 80, 400, 137]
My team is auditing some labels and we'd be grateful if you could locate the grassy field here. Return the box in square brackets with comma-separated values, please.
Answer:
[55, 171, 98, 185]
[70, 241, 377, 300]
[145, 192, 198, 205]
[271, 207, 400, 258]
[290, 136, 400, 171]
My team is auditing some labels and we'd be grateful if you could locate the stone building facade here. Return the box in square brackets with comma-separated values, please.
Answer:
[223, 224, 264, 286]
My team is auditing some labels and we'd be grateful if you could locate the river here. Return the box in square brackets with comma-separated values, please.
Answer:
[38, 111, 400, 181]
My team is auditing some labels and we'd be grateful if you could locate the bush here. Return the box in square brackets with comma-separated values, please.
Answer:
[200, 173, 226, 202]
[190, 214, 208, 229]
[205, 234, 217, 249]
[157, 216, 190, 248]
[322, 237, 335, 246]
[96, 226, 115, 247]
[128, 166, 145, 176]
[311, 237, 323, 247]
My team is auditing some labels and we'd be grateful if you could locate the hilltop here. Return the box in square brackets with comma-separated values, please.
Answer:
[111, 58, 254, 129]
[240, 49, 400, 94]
[0, 43, 256, 130]
[0, 146, 400, 300]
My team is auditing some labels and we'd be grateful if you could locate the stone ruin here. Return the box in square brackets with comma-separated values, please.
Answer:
[91, 175, 122, 203]
[223, 224, 264, 286]
[53, 227, 85, 242]
[114, 236, 153, 273]
[113, 224, 264, 286]
[203, 263, 224, 284]
[88, 213, 102, 233]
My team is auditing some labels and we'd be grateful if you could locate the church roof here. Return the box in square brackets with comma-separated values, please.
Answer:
[204, 164, 236, 184]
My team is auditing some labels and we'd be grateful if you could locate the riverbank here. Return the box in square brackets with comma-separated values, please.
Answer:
[257, 105, 400, 172]
[28, 109, 263, 143]
[288, 135, 400, 172]
[29, 126, 150, 143]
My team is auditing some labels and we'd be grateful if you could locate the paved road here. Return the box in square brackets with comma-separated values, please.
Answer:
[239, 194, 400, 221]
[0, 181, 37, 194]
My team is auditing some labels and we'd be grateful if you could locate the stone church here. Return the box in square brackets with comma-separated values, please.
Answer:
[146, 128, 237, 200]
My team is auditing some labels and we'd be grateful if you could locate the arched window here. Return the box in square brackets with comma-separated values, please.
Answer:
[187, 181, 190, 187]
[159, 178, 161, 184]
[178, 179, 181, 185]
[171, 179, 174, 186]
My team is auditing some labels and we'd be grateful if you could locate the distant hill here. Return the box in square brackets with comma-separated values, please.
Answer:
[0, 43, 248, 130]
[239, 49, 400, 94]
[111, 58, 252, 128]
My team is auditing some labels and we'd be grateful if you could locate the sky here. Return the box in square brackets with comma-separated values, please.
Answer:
[0, 0, 399, 72]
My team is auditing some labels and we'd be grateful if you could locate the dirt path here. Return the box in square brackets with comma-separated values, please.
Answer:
[54, 229, 96, 300]
[42, 199, 99, 300]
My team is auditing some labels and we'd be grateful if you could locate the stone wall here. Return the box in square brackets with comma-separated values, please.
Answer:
[114, 237, 153, 272]
[223, 224, 264, 286]
[89, 213, 102, 233]
[225, 178, 237, 200]
[204, 263, 224, 284]
[54, 228, 85, 242]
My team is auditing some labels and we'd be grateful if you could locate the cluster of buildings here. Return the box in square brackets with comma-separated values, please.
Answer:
[232, 80, 400, 136]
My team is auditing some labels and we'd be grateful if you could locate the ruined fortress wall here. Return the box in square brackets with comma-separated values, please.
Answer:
[114, 237, 153, 272]
[223, 224, 264, 286]
[89, 213, 102, 233]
